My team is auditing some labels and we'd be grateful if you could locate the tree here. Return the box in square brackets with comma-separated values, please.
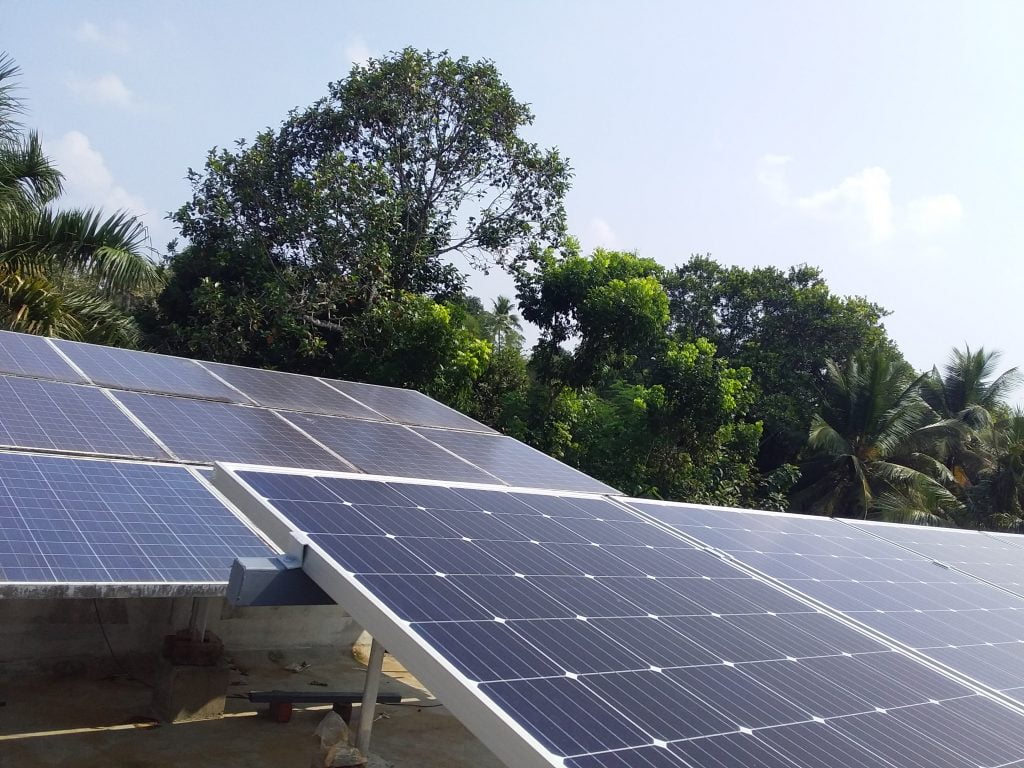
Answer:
[791, 346, 961, 523]
[512, 247, 779, 508]
[663, 256, 889, 470]
[922, 346, 1020, 428]
[0, 53, 157, 345]
[152, 48, 569, 391]
[483, 295, 523, 351]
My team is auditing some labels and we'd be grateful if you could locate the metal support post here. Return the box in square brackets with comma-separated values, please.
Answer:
[355, 638, 385, 754]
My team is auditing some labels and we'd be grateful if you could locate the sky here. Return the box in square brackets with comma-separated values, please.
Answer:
[5, 0, 1024, 382]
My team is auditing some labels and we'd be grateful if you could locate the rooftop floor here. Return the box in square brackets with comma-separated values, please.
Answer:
[0, 649, 505, 768]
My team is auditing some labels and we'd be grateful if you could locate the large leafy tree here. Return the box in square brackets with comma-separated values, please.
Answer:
[151, 48, 569, 396]
[510, 247, 778, 507]
[663, 256, 889, 470]
[791, 346, 961, 523]
[0, 54, 157, 345]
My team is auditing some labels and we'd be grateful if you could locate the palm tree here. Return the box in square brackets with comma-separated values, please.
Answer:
[790, 345, 962, 524]
[922, 346, 1020, 428]
[484, 295, 523, 352]
[0, 53, 157, 346]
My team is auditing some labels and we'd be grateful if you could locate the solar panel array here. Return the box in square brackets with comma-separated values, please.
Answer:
[222, 467, 1024, 768]
[0, 453, 273, 585]
[327, 378, 496, 433]
[282, 413, 500, 484]
[202, 362, 380, 419]
[415, 428, 618, 494]
[53, 338, 242, 401]
[626, 500, 1024, 711]
[110, 392, 349, 472]
[0, 376, 168, 460]
[0, 330, 611, 494]
[0, 329, 86, 382]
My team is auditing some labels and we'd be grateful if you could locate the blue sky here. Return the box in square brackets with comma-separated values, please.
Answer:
[6, 1, 1024, 381]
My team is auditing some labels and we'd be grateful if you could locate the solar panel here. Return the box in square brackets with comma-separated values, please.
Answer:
[845, 520, 1024, 591]
[413, 428, 618, 494]
[112, 392, 348, 471]
[0, 375, 169, 459]
[626, 499, 1024, 709]
[326, 378, 496, 433]
[202, 362, 380, 419]
[216, 467, 1024, 768]
[52, 339, 242, 401]
[0, 453, 273, 590]
[280, 413, 501, 484]
[0, 330, 86, 383]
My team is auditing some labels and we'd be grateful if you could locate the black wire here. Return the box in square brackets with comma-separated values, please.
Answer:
[93, 598, 155, 689]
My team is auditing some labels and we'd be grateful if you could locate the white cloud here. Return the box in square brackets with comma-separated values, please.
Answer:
[796, 166, 894, 242]
[583, 217, 620, 250]
[46, 131, 146, 217]
[344, 38, 372, 68]
[906, 194, 963, 236]
[74, 20, 133, 54]
[66, 73, 136, 109]
[759, 155, 962, 243]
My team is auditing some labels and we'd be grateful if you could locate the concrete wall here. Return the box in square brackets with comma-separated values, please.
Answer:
[0, 597, 361, 680]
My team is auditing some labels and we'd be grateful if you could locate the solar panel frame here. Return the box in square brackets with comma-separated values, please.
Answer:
[0, 375, 171, 460]
[0, 331, 87, 383]
[214, 464, 1024, 768]
[0, 452, 277, 598]
[52, 339, 245, 401]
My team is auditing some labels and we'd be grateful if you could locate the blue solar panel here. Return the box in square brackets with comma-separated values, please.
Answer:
[53, 339, 241, 401]
[113, 392, 348, 471]
[0, 453, 273, 585]
[0, 330, 86, 383]
[0, 375, 169, 459]
[846, 520, 1024, 590]
[413, 427, 618, 493]
[325, 378, 496, 433]
[627, 499, 1024, 711]
[202, 363, 380, 419]
[278, 413, 500, 484]
[223, 469, 1024, 768]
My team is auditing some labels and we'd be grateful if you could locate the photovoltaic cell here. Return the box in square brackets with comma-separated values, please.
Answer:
[223, 468, 1024, 768]
[280, 413, 499, 484]
[0, 453, 273, 584]
[0, 330, 85, 382]
[202, 363, 380, 419]
[326, 378, 496, 433]
[53, 339, 241, 401]
[414, 427, 619, 493]
[626, 498, 1024, 710]
[0, 375, 168, 459]
[113, 392, 347, 471]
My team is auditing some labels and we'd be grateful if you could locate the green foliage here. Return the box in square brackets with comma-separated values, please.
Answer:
[519, 246, 669, 384]
[791, 345, 962, 522]
[507, 247, 785, 508]
[0, 53, 156, 345]
[664, 256, 890, 470]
